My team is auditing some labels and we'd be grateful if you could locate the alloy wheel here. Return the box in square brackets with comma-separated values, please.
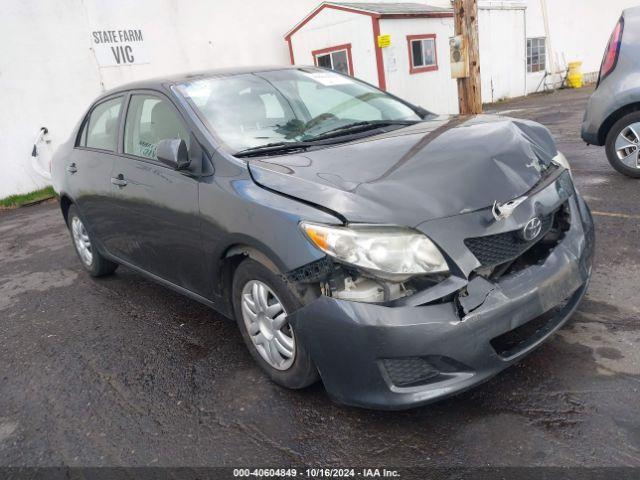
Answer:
[615, 122, 640, 169]
[241, 280, 295, 370]
[71, 216, 93, 267]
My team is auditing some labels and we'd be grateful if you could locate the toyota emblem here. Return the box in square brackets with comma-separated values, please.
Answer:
[522, 217, 542, 241]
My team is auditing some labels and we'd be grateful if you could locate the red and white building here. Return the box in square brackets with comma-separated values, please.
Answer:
[285, 2, 529, 114]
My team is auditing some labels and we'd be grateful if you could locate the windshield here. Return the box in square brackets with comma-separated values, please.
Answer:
[176, 68, 422, 152]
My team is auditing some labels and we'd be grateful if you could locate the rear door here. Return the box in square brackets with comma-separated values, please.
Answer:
[67, 95, 124, 245]
[109, 91, 207, 295]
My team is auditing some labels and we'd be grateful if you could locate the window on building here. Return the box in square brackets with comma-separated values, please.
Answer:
[527, 37, 546, 73]
[79, 97, 123, 151]
[408, 34, 438, 74]
[124, 95, 190, 160]
[313, 44, 353, 75]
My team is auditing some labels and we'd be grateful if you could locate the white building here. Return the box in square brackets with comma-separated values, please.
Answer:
[1, 0, 325, 199]
[286, 2, 527, 113]
[523, 0, 633, 93]
[0, 0, 637, 198]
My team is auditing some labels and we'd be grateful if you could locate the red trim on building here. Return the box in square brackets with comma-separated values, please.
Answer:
[285, 4, 377, 41]
[407, 34, 438, 74]
[285, 3, 434, 90]
[382, 12, 453, 19]
[284, 3, 453, 39]
[287, 37, 295, 65]
[312, 43, 354, 75]
[372, 17, 387, 90]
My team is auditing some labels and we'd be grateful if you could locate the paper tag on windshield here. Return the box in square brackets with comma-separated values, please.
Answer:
[305, 71, 352, 86]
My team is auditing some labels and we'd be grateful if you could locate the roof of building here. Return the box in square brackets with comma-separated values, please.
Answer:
[285, 2, 454, 39]
[327, 2, 450, 15]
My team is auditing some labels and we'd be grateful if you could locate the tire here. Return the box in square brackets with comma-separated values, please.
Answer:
[67, 205, 118, 277]
[605, 112, 640, 178]
[232, 258, 319, 389]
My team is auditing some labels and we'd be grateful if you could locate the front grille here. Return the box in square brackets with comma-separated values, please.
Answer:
[464, 213, 555, 267]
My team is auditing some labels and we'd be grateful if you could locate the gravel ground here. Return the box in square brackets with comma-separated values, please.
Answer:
[0, 86, 638, 469]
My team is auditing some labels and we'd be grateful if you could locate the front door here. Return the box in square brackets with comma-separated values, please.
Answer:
[109, 92, 207, 296]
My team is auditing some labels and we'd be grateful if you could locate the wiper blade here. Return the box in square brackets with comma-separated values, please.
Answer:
[234, 120, 420, 157]
[234, 141, 316, 157]
[308, 120, 419, 141]
[234, 132, 360, 157]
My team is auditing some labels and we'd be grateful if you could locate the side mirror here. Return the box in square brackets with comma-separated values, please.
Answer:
[156, 138, 190, 170]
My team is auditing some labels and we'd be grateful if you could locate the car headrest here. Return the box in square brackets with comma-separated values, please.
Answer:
[104, 116, 118, 137]
[151, 101, 181, 141]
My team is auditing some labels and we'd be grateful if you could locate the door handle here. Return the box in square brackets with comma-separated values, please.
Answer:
[67, 163, 78, 174]
[111, 174, 128, 187]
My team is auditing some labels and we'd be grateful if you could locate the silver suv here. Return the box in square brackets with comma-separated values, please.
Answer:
[582, 6, 640, 177]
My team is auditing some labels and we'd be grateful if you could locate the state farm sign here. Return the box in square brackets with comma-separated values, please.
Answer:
[91, 29, 150, 67]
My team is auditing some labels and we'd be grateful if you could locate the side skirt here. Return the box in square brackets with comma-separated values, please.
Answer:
[102, 252, 233, 319]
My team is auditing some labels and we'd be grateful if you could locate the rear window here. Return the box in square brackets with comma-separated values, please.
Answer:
[78, 97, 123, 152]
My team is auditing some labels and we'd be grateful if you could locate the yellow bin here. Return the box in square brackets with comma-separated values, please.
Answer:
[567, 61, 583, 88]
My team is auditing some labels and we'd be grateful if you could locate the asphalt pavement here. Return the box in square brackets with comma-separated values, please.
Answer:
[0, 86, 638, 468]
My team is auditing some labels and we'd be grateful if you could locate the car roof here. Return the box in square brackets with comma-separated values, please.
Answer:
[100, 65, 301, 97]
[623, 5, 640, 18]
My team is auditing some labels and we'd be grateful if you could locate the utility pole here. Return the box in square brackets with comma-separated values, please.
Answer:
[453, 0, 482, 114]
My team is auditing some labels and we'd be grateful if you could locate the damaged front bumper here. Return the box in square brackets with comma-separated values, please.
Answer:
[287, 190, 595, 410]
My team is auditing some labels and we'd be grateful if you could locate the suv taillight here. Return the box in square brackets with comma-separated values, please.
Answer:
[598, 17, 624, 86]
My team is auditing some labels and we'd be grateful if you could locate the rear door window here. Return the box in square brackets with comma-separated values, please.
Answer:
[124, 94, 190, 160]
[81, 97, 123, 151]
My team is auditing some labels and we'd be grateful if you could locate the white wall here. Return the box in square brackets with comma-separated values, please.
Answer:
[0, 0, 339, 198]
[3, 0, 426, 198]
[544, 0, 636, 74]
[379, 17, 459, 114]
[2, 1, 104, 197]
[289, 8, 379, 87]
[523, 0, 546, 93]
[4, 0, 635, 198]
[524, 0, 640, 93]
[479, 7, 527, 102]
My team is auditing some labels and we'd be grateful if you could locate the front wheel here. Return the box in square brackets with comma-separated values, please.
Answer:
[67, 205, 118, 277]
[605, 112, 640, 178]
[232, 258, 319, 389]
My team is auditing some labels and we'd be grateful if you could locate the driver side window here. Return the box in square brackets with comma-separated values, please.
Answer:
[124, 94, 190, 160]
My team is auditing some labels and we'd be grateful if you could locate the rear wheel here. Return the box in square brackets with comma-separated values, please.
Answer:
[605, 112, 640, 178]
[232, 258, 319, 389]
[67, 205, 118, 277]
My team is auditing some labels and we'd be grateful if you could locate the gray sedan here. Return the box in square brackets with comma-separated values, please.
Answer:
[51, 66, 594, 409]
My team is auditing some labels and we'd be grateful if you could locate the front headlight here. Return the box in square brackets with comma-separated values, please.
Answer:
[552, 151, 571, 171]
[300, 222, 449, 279]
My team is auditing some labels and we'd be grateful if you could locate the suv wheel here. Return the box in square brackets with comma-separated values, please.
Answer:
[232, 258, 319, 389]
[605, 112, 640, 178]
[67, 205, 118, 277]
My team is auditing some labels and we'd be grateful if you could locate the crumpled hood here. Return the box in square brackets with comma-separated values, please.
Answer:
[248, 114, 559, 226]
